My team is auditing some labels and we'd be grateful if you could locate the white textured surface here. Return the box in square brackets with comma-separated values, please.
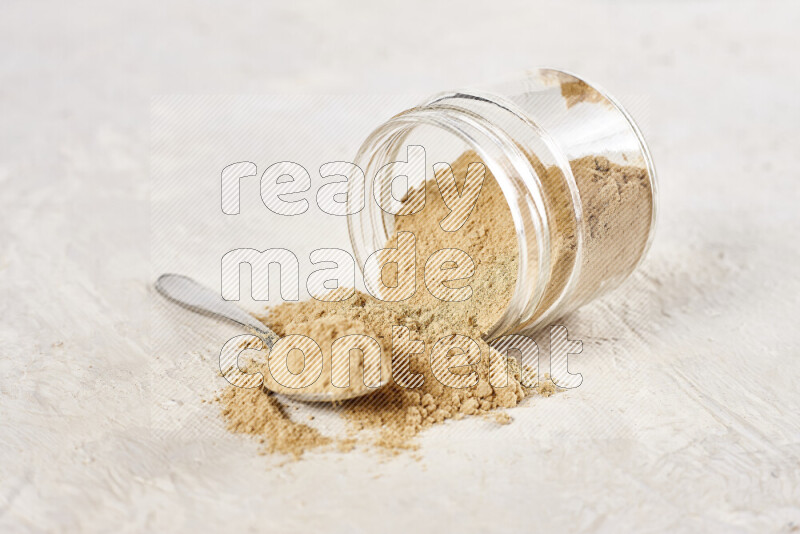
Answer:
[1, 1, 799, 532]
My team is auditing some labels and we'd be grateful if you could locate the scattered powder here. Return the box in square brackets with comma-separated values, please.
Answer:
[218, 144, 652, 458]
[219, 387, 331, 459]
[491, 412, 513, 425]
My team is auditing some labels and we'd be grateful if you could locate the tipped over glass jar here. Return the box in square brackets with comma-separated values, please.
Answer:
[348, 68, 658, 339]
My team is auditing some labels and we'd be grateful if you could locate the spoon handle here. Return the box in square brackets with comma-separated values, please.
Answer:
[155, 273, 279, 348]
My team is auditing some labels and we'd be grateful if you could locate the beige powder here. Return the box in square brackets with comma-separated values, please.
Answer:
[219, 386, 331, 459]
[218, 148, 651, 458]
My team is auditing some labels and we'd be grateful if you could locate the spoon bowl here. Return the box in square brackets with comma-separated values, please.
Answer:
[155, 273, 387, 402]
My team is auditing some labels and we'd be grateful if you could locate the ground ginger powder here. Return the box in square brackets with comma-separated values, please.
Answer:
[219, 149, 651, 458]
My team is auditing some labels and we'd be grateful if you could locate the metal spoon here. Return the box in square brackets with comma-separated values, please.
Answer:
[155, 273, 384, 402]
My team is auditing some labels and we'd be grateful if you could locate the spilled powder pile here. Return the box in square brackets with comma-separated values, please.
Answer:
[219, 148, 652, 458]
[221, 152, 539, 457]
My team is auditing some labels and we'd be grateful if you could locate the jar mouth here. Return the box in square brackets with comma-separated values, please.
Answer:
[348, 105, 553, 340]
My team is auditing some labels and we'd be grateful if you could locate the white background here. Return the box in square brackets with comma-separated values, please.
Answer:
[1, 1, 799, 532]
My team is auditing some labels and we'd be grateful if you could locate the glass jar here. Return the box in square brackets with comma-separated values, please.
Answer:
[348, 68, 657, 339]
